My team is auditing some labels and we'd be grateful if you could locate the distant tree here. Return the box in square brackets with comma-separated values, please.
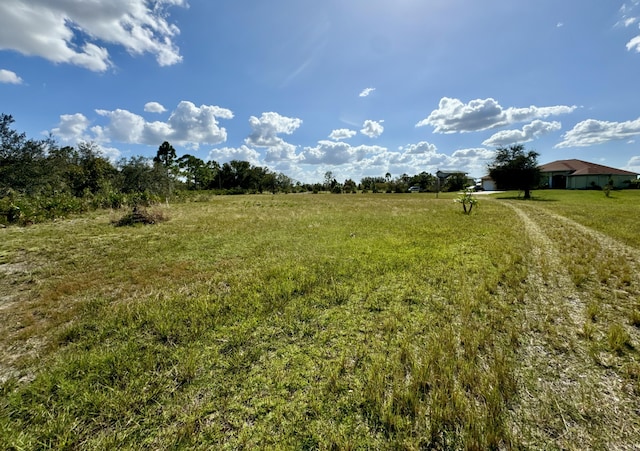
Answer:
[276, 173, 294, 193]
[74, 142, 118, 195]
[343, 179, 357, 193]
[118, 156, 171, 196]
[261, 171, 278, 194]
[230, 160, 252, 189]
[488, 144, 541, 199]
[360, 176, 385, 192]
[444, 173, 468, 192]
[408, 172, 436, 192]
[204, 160, 221, 190]
[0, 113, 48, 195]
[153, 141, 177, 169]
[324, 171, 334, 191]
[177, 154, 209, 190]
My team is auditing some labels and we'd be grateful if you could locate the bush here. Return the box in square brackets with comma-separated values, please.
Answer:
[112, 206, 168, 227]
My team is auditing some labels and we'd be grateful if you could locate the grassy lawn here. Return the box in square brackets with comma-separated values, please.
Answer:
[1, 191, 639, 449]
[494, 189, 640, 247]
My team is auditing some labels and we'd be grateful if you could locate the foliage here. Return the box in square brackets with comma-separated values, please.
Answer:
[360, 176, 385, 193]
[343, 179, 357, 193]
[604, 177, 614, 197]
[444, 172, 468, 192]
[0, 114, 301, 225]
[489, 144, 541, 199]
[455, 188, 478, 214]
[153, 141, 177, 168]
[0, 114, 49, 196]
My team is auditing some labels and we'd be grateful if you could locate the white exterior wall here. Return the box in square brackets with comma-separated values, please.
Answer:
[482, 178, 497, 191]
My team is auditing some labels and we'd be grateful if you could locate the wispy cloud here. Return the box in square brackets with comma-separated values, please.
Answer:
[359, 87, 376, 97]
[619, 1, 640, 52]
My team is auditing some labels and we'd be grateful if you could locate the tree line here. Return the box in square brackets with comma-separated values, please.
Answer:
[0, 113, 302, 224]
[1, 113, 476, 224]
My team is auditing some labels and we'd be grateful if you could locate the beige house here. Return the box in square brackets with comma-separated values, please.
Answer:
[539, 159, 638, 189]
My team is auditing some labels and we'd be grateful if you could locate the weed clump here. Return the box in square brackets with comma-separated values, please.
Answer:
[113, 206, 168, 227]
[608, 324, 633, 354]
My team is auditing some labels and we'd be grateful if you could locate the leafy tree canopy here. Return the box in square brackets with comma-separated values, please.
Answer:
[488, 144, 541, 199]
[153, 141, 177, 168]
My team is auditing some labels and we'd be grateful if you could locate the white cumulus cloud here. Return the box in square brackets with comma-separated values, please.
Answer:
[98, 145, 122, 163]
[166, 101, 233, 147]
[329, 128, 357, 140]
[244, 112, 304, 163]
[482, 120, 562, 147]
[416, 97, 576, 133]
[53, 101, 233, 148]
[555, 117, 640, 148]
[51, 113, 92, 142]
[449, 148, 496, 174]
[0, 69, 23, 84]
[245, 112, 303, 147]
[626, 155, 640, 172]
[360, 119, 384, 138]
[0, 0, 187, 72]
[302, 141, 385, 165]
[401, 141, 438, 155]
[144, 102, 167, 113]
[206, 145, 262, 166]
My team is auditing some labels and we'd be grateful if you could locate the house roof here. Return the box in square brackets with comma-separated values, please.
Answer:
[436, 170, 467, 178]
[539, 159, 638, 176]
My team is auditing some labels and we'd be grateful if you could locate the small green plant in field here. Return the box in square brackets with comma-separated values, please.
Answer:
[454, 188, 478, 214]
[630, 310, 640, 328]
[586, 301, 600, 322]
[604, 177, 614, 197]
[581, 321, 595, 340]
[608, 324, 632, 354]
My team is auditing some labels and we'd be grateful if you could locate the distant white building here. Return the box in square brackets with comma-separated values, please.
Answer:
[481, 175, 497, 191]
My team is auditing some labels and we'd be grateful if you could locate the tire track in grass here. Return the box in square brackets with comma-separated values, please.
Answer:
[502, 200, 640, 449]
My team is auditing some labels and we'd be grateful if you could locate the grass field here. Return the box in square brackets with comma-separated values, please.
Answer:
[1, 190, 640, 449]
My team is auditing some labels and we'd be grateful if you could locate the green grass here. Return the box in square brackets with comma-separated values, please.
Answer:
[1, 191, 639, 449]
[496, 189, 640, 247]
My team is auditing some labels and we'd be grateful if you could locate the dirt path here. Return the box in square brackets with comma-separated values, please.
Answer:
[502, 200, 640, 449]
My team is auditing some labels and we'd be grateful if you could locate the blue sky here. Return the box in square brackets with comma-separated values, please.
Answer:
[1, 0, 640, 184]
